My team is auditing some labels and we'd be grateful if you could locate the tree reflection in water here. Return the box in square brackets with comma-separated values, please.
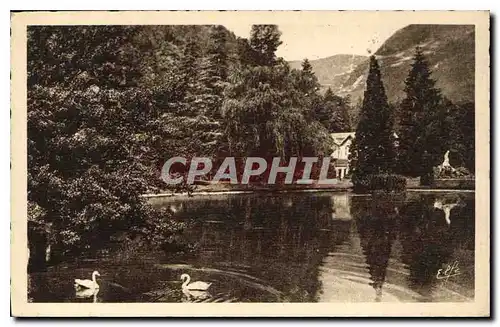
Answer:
[399, 194, 454, 301]
[350, 192, 474, 302]
[352, 194, 400, 302]
[182, 194, 351, 302]
[28, 192, 475, 303]
[161, 192, 474, 302]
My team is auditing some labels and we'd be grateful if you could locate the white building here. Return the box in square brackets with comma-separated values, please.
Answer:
[330, 131, 399, 179]
[330, 132, 355, 179]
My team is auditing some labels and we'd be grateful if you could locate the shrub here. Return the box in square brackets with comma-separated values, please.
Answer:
[434, 165, 474, 179]
[353, 173, 407, 193]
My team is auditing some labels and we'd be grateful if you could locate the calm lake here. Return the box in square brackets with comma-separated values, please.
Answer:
[28, 191, 475, 303]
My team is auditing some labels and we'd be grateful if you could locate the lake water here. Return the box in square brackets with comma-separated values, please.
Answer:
[28, 191, 475, 303]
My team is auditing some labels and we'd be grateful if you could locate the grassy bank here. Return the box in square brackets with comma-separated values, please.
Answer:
[405, 177, 475, 190]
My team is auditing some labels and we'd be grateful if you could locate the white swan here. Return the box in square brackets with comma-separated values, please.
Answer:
[75, 271, 100, 290]
[181, 273, 212, 291]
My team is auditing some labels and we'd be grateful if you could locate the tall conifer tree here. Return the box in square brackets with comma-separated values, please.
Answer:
[398, 47, 445, 183]
[198, 25, 229, 118]
[352, 55, 395, 181]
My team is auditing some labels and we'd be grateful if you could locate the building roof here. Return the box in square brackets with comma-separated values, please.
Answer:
[330, 132, 355, 146]
[330, 131, 399, 146]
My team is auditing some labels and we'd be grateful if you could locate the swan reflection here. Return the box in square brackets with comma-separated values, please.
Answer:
[75, 286, 99, 303]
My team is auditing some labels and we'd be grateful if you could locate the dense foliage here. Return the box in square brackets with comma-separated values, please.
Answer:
[222, 27, 336, 159]
[397, 47, 474, 184]
[29, 27, 153, 257]
[446, 101, 475, 173]
[397, 47, 445, 181]
[352, 174, 407, 193]
[316, 88, 352, 133]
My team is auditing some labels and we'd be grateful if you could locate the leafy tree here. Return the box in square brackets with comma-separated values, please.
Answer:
[222, 27, 332, 160]
[319, 89, 352, 132]
[223, 62, 331, 159]
[235, 37, 254, 67]
[28, 26, 143, 89]
[350, 96, 364, 127]
[352, 55, 395, 181]
[296, 59, 319, 96]
[292, 59, 324, 123]
[447, 102, 475, 173]
[139, 27, 227, 165]
[248, 25, 283, 66]
[27, 26, 184, 261]
[312, 95, 351, 132]
[340, 95, 353, 131]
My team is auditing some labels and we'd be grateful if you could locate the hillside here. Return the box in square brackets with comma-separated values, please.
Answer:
[289, 54, 368, 93]
[339, 24, 475, 105]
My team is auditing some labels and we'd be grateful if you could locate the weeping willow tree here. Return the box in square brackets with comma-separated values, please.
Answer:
[223, 63, 331, 158]
[222, 25, 332, 159]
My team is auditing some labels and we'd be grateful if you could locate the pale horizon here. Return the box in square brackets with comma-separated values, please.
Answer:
[225, 23, 409, 61]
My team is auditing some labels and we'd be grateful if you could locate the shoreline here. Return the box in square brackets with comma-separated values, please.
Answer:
[141, 187, 354, 198]
[141, 185, 475, 198]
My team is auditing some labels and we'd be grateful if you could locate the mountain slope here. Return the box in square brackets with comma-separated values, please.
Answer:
[340, 24, 475, 105]
[289, 54, 368, 93]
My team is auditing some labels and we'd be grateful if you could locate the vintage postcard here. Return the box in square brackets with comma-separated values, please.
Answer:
[11, 11, 490, 317]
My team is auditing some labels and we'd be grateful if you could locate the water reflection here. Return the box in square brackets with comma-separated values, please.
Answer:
[29, 192, 475, 303]
[178, 195, 351, 302]
[398, 194, 474, 301]
[354, 195, 400, 301]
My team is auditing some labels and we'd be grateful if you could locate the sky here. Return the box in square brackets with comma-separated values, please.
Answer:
[225, 22, 408, 61]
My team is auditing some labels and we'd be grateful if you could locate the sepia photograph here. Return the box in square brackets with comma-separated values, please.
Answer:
[10, 10, 490, 317]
